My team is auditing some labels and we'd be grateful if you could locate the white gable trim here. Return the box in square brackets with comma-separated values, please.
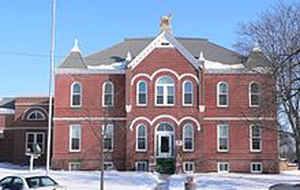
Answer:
[128, 32, 200, 70]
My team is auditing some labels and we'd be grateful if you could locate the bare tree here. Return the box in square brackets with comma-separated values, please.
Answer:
[234, 1, 300, 168]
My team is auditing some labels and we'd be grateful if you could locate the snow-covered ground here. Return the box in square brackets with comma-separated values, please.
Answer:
[169, 171, 300, 190]
[1, 163, 300, 190]
[0, 163, 160, 190]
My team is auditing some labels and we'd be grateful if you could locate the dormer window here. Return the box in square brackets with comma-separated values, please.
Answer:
[26, 110, 46, 121]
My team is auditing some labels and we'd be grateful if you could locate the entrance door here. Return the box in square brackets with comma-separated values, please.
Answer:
[158, 134, 172, 157]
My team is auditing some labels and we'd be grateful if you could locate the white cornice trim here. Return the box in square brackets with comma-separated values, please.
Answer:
[56, 68, 125, 75]
[128, 31, 200, 70]
[130, 68, 199, 85]
[3, 127, 47, 131]
[203, 117, 275, 121]
[54, 117, 127, 121]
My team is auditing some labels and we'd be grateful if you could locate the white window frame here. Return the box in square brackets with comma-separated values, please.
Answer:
[249, 82, 260, 107]
[103, 124, 114, 152]
[217, 124, 229, 152]
[135, 161, 148, 172]
[136, 124, 147, 152]
[182, 80, 193, 106]
[183, 123, 194, 152]
[70, 82, 82, 108]
[26, 110, 46, 121]
[183, 161, 195, 173]
[136, 80, 148, 106]
[155, 76, 175, 106]
[218, 162, 230, 173]
[251, 162, 263, 173]
[217, 82, 229, 107]
[25, 132, 45, 154]
[69, 125, 81, 152]
[102, 81, 114, 107]
[104, 162, 114, 170]
[250, 125, 262, 152]
[69, 162, 80, 171]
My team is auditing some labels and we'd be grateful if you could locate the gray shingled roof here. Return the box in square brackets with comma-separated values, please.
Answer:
[59, 51, 87, 69]
[59, 37, 244, 68]
[0, 98, 15, 109]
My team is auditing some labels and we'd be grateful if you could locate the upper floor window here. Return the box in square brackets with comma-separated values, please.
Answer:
[183, 124, 194, 152]
[71, 82, 82, 107]
[69, 125, 81, 152]
[136, 124, 147, 151]
[183, 81, 193, 106]
[249, 82, 260, 107]
[104, 124, 114, 152]
[156, 76, 175, 106]
[26, 110, 46, 121]
[217, 124, 229, 152]
[137, 81, 147, 106]
[250, 125, 262, 152]
[217, 82, 229, 107]
[103, 82, 114, 107]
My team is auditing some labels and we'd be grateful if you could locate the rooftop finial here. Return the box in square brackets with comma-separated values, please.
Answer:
[71, 38, 81, 52]
[160, 14, 173, 34]
[199, 51, 205, 62]
[126, 51, 132, 62]
[253, 41, 262, 52]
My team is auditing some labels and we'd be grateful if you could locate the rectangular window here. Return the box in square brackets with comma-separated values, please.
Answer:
[251, 162, 262, 173]
[25, 132, 45, 154]
[250, 125, 262, 152]
[69, 162, 80, 171]
[157, 86, 164, 104]
[104, 162, 114, 170]
[136, 161, 148, 172]
[167, 86, 174, 104]
[183, 162, 195, 173]
[104, 124, 113, 152]
[218, 162, 229, 173]
[218, 125, 229, 152]
[69, 125, 81, 152]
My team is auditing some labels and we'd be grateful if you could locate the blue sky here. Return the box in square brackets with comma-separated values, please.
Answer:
[0, 0, 288, 97]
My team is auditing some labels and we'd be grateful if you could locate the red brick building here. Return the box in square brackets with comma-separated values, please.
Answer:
[0, 97, 50, 165]
[53, 17, 278, 173]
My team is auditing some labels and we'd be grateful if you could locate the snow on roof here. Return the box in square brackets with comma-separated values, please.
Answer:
[204, 60, 245, 70]
[0, 108, 15, 115]
[87, 62, 126, 71]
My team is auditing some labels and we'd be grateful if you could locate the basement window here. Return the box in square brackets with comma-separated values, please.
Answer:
[69, 162, 80, 171]
[183, 162, 195, 173]
[136, 161, 148, 172]
[251, 162, 262, 173]
[104, 162, 114, 170]
[218, 162, 229, 173]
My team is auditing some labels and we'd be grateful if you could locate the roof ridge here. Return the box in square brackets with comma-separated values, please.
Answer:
[124, 36, 208, 41]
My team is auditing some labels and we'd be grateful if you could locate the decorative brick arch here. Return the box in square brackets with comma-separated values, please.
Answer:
[129, 115, 200, 131]
[130, 68, 199, 85]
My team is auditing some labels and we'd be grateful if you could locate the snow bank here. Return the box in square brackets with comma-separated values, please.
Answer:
[204, 60, 244, 70]
[169, 172, 300, 190]
[0, 163, 159, 190]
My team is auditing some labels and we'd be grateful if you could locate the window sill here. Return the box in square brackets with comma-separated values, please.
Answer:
[70, 106, 82, 109]
[182, 104, 193, 107]
[155, 104, 175, 107]
[136, 149, 147, 152]
[217, 150, 229, 153]
[217, 105, 229, 108]
[103, 150, 114, 153]
[136, 104, 147, 107]
[249, 105, 260, 108]
[250, 150, 262, 153]
[69, 150, 81, 153]
[183, 149, 194, 153]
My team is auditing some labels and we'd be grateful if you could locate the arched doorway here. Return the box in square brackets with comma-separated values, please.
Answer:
[156, 123, 175, 158]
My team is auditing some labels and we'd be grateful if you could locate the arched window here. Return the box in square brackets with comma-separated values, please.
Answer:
[26, 110, 46, 121]
[136, 124, 147, 151]
[71, 82, 82, 107]
[183, 124, 194, 151]
[183, 81, 193, 106]
[249, 82, 260, 107]
[156, 76, 175, 106]
[217, 82, 229, 107]
[103, 82, 114, 107]
[137, 81, 147, 106]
